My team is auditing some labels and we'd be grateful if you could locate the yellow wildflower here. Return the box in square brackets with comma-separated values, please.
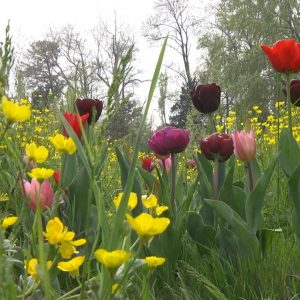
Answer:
[0, 216, 18, 229]
[49, 134, 77, 155]
[126, 213, 170, 241]
[155, 205, 169, 216]
[144, 256, 166, 267]
[57, 256, 85, 277]
[112, 283, 119, 294]
[2, 96, 31, 122]
[113, 192, 137, 210]
[0, 193, 9, 202]
[94, 249, 131, 269]
[28, 168, 54, 181]
[26, 142, 49, 163]
[24, 259, 52, 281]
[142, 194, 158, 209]
[43, 217, 86, 259]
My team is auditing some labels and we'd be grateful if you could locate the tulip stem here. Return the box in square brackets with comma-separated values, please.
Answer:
[246, 162, 254, 192]
[213, 157, 220, 199]
[286, 73, 293, 136]
[171, 153, 177, 215]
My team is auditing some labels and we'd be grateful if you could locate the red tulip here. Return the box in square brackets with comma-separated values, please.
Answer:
[22, 179, 54, 211]
[75, 98, 103, 124]
[148, 126, 190, 156]
[200, 133, 234, 162]
[63, 112, 89, 139]
[261, 39, 300, 73]
[141, 157, 154, 172]
[53, 171, 61, 185]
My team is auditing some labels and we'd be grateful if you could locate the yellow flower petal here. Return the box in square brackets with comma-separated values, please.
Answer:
[144, 256, 166, 267]
[94, 249, 131, 269]
[0, 216, 18, 229]
[113, 192, 137, 210]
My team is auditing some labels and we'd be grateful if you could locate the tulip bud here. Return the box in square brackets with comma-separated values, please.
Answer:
[200, 133, 234, 162]
[148, 126, 190, 156]
[191, 83, 221, 114]
[141, 157, 154, 172]
[186, 159, 196, 169]
[63, 112, 89, 139]
[232, 130, 256, 162]
[75, 98, 103, 124]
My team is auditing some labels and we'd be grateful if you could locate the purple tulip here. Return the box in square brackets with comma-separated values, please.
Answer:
[200, 132, 234, 162]
[75, 98, 103, 124]
[191, 83, 221, 114]
[148, 126, 190, 156]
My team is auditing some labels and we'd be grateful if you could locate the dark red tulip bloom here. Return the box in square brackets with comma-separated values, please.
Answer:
[63, 112, 89, 139]
[200, 132, 234, 162]
[290, 80, 300, 106]
[141, 156, 154, 172]
[261, 39, 300, 73]
[191, 83, 221, 114]
[148, 126, 190, 156]
[75, 98, 103, 124]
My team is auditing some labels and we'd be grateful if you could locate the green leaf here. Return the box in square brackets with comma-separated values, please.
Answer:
[245, 156, 277, 234]
[204, 199, 259, 256]
[288, 163, 300, 243]
[219, 159, 235, 207]
[195, 154, 212, 198]
[186, 212, 216, 254]
[196, 153, 213, 183]
[61, 154, 77, 187]
[257, 228, 282, 256]
[278, 129, 300, 177]
[138, 166, 156, 191]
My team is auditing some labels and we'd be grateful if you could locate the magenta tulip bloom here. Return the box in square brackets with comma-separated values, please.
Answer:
[232, 130, 256, 162]
[22, 179, 54, 211]
[148, 126, 190, 156]
[200, 133, 234, 162]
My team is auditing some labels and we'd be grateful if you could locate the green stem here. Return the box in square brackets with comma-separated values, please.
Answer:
[246, 161, 254, 192]
[286, 73, 293, 136]
[170, 153, 176, 215]
[36, 189, 52, 299]
[213, 157, 220, 199]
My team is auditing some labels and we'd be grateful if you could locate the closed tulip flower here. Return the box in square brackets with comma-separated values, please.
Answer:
[191, 83, 221, 114]
[232, 130, 256, 162]
[283, 80, 300, 106]
[63, 112, 89, 139]
[22, 179, 54, 210]
[75, 98, 103, 124]
[261, 39, 300, 73]
[200, 133, 234, 162]
[148, 126, 190, 156]
[141, 156, 154, 172]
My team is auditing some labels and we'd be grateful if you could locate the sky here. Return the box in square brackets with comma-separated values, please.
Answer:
[1, 0, 213, 124]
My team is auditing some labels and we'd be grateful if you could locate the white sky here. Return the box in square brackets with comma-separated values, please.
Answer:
[1, 0, 213, 125]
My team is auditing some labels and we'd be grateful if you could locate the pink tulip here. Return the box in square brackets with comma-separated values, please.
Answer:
[232, 129, 256, 162]
[158, 156, 172, 173]
[22, 179, 54, 210]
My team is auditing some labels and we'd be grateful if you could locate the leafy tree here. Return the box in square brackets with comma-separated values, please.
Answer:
[197, 0, 300, 112]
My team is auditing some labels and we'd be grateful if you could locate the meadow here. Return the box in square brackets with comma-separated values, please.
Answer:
[1, 30, 300, 300]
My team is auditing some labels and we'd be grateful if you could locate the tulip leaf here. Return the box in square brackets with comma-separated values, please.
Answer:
[278, 129, 300, 177]
[186, 211, 216, 254]
[196, 153, 213, 183]
[219, 158, 235, 207]
[288, 163, 300, 243]
[231, 186, 247, 220]
[204, 199, 259, 256]
[138, 166, 156, 191]
[215, 226, 240, 257]
[245, 156, 277, 234]
[175, 173, 184, 210]
[195, 154, 212, 198]
[61, 154, 77, 187]
[257, 228, 282, 256]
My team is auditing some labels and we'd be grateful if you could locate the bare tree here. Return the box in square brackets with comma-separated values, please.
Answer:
[143, 0, 200, 89]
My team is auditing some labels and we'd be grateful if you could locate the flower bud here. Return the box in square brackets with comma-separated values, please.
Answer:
[186, 159, 196, 169]
[75, 98, 103, 124]
[141, 157, 154, 172]
[148, 126, 190, 156]
[232, 130, 256, 162]
[191, 83, 221, 114]
[63, 112, 89, 139]
[199, 133, 234, 162]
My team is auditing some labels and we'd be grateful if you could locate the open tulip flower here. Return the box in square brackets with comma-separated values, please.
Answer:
[148, 126, 190, 157]
[261, 39, 300, 73]
[75, 98, 103, 124]
[191, 83, 221, 114]
[23, 179, 54, 211]
[200, 132, 234, 162]
[232, 129, 256, 162]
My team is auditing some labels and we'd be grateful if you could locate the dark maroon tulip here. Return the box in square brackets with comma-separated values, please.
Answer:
[141, 156, 155, 172]
[200, 132, 234, 162]
[186, 159, 196, 169]
[290, 80, 300, 106]
[75, 98, 103, 124]
[148, 126, 190, 156]
[191, 83, 221, 114]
